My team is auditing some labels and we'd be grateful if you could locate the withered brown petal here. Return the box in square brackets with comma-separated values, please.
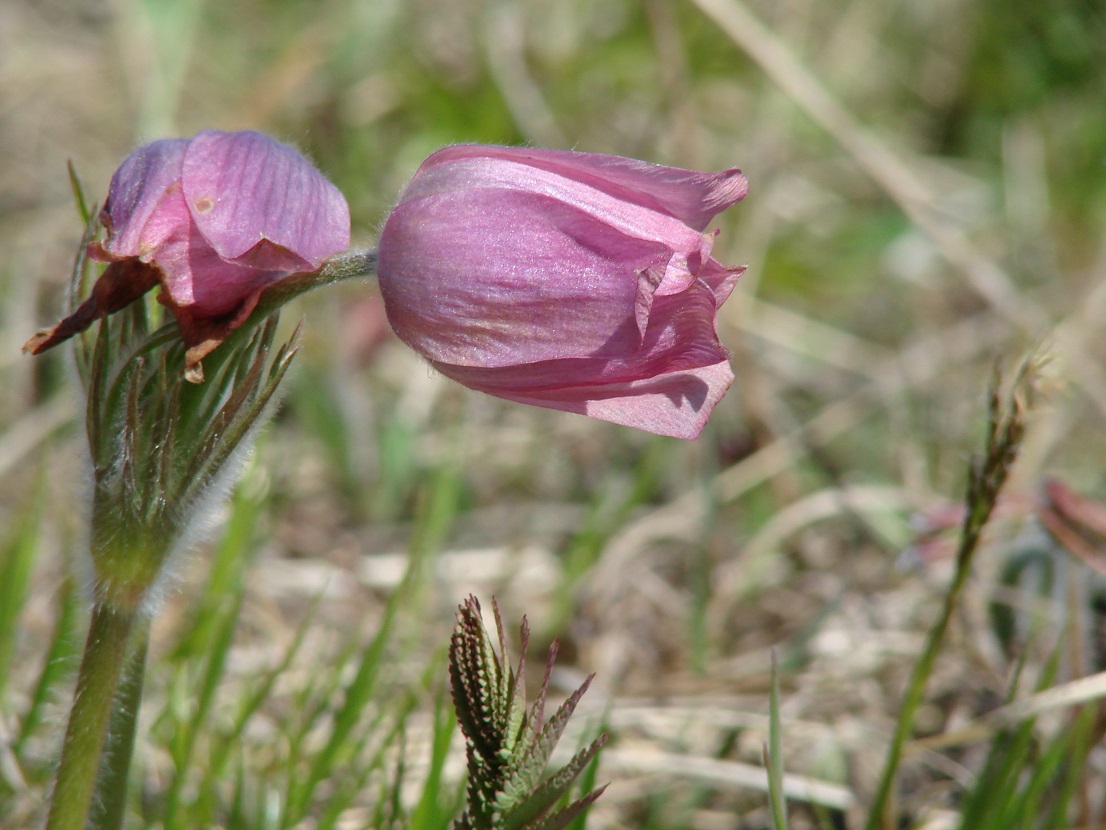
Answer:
[163, 289, 262, 384]
[23, 260, 160, 355]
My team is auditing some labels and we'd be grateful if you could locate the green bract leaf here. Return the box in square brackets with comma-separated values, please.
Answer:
[449, 596, 607, 830]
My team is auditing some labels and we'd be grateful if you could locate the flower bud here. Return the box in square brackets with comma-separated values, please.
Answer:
[377, 145, 748, 439]
[26, 130, 350, 376]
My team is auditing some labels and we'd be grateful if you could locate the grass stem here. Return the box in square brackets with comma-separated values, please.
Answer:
[863, 518, 981, 830]
[863, 360, 1035, 830]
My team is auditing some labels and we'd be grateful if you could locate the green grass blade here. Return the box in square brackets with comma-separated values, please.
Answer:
[408, 688, 460, 830]
[958, 716, 1038, 830]
[161, 585, 246, 830]
[1043, 704, 1098, 828]
[766, 650, 789, 830]
[0, 502, 41, 703]
[66, 160, 91, 225]
[866, 363, 1035, 830]
[316, 695, 419, 830]
[287, 585, 403, 819]
[565, 727, 606, 830]
[169, 481, 264, 661]
[16, 575, 80, 751]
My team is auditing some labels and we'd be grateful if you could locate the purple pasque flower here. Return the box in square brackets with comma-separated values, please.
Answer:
[26, 129, 350, 374]
[377, 145, 748, 439]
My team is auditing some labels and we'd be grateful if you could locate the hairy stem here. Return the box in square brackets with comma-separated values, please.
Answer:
[46, 603, 138, 830]
[90, 620, 150, 830]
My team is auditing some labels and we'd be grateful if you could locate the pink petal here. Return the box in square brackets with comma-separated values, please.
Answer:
[698, 254, 745, 307]
[426, 280, 732, 439]
[379, 187, 678, 367]
[399, 149, 707, 262]
[498, 361, 734, 439]
[149, 187, 276, 316]
[135, 181, 192, 255]
[182, 130, 350, 270]
[378, 143, 747, 438]
[437, 359, 734, 439]
[100, 138, 189, 257]
[417, 144, 748, 232]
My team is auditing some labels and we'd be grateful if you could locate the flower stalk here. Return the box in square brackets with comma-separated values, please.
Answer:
[33, 142, 364, 829]
[91, 619, 149, 830]
[45, 604, 138, 830]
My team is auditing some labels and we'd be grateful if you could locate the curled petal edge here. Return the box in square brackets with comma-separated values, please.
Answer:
[435, 359, 735, 440]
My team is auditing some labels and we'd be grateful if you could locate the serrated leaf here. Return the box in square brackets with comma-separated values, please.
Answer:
[502, 674, 594, 806]
[522, 784, 607, 830]
[451, 597, 608, 830]
[527, 642, 556, 745]
[501, 607, 528, 756]
[450, 596, 512, 770]
[498, 735, 607, 830]
[488, 600, 515, 746]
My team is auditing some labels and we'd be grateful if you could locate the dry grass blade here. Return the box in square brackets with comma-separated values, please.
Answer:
[603, 748, 854, 811]
[590, 313, 1008, 596]
[913, 668, 1106, 753]
[687, 0, 1042, 332]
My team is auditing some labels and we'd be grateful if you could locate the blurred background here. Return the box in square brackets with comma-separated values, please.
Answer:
[3, 0, 1106, 827]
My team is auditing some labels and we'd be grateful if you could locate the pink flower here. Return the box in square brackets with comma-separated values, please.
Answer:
[26, 130, 350, 374]
[377, 145, 748, 439]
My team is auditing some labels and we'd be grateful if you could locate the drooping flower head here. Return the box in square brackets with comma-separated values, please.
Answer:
[26, 129, 350, 376]
[377, 145, 748, 439]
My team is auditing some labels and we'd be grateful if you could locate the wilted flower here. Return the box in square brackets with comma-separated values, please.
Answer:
[377, 145, 748, 439]
[26, 129, 350, 376]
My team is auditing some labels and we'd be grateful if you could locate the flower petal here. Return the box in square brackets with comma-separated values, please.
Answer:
[100, 138, 189, 257]
[426, 280, 732, 438]
[698, 255, 745, 307]
[502, 361, 734, 439]
[182, 130, 350, 269]
[399, 149, 707, 257]
[379, 187, 679, 367]
[436, 359, 734, 439]
[415, 145, 748, 232]
[150, 186, 277, 316]
[377, 143, 746, 438]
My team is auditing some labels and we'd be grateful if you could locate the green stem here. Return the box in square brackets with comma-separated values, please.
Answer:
[175, 248, 379, 377]
[864, 362, 1030, 829]
[46, 603, 138, 830]
[863, 537, 977, 830]
[91, 619, 150, 830]
[251, 248, 378, 319]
